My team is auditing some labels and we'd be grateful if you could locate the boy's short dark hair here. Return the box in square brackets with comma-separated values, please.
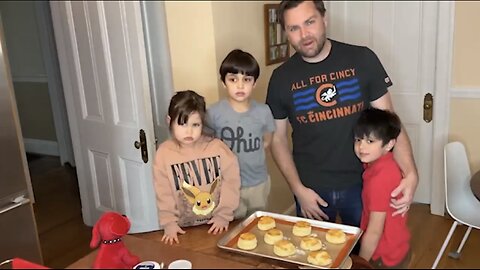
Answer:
[278, 1, 326, 30]
[219, 49, 260, 83]
[353, 108, 402, 146]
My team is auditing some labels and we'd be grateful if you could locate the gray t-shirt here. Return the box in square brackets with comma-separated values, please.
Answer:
[207, 99, 276, 187]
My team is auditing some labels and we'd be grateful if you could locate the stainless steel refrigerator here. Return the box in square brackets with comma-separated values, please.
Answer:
[0, 14, 43, 265]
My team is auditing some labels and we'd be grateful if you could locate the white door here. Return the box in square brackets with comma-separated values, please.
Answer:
[50, 1, 159, 233]
[326, 2, 438, 204]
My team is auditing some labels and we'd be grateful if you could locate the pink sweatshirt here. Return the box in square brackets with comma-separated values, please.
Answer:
[152, 136, 240, 228]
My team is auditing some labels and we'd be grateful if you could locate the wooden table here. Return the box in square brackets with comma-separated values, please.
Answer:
[69, 221, 372, 269]
[471, 170, 480, 201]
[67, 234, 252, 269]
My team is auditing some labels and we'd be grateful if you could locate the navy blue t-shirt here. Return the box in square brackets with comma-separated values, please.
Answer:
[266, 39, 392, 191]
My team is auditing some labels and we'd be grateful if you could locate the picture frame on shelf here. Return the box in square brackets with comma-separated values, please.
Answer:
[264, 4, 290, 66]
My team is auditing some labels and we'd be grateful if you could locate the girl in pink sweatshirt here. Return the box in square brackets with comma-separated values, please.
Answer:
[153, 90, 240, 245]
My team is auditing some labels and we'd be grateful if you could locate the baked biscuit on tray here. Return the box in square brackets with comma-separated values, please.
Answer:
[307, 250, 333, 266]
[273, 239, 296, 257]
[257, 216, 276, 231]
[237, 232, 257, 250]
[292, 221, 312, 237]
[325, 228, 347, 244]
[264, 228, 284, 245]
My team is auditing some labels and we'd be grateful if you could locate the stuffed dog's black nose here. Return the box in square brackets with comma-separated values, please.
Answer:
[122, 214, 127, 217]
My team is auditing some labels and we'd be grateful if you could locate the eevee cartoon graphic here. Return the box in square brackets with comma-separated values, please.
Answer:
[181, 178, 219, 216]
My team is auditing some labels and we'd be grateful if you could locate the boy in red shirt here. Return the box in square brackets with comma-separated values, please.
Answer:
[353, 108, 411, 268]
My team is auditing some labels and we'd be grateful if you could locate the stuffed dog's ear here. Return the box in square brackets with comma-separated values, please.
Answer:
[90, 221, 101, 248]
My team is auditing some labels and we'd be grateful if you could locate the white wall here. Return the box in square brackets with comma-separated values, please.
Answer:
[450, 2, 480, 172]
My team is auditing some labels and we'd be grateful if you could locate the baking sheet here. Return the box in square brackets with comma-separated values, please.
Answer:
[217, 211, 363, 269]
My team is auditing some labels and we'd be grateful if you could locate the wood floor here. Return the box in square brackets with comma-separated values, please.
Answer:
[27, 154, 92, 269]
[28, 154, 480, 269]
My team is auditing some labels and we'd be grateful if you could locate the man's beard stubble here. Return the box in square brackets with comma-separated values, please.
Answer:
[293, 34, 327, 59]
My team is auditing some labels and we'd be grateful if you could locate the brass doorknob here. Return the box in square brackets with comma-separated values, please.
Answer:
[423, 93, 433, 123]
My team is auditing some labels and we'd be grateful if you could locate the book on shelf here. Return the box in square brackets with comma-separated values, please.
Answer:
[276, 23, 282, 44]
[269, 24, 276, 46]
[269, 8, 276, 23]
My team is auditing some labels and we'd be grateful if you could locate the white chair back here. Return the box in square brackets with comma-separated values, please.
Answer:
[432, 141, 480, 268]
[444, 141, 480, 228]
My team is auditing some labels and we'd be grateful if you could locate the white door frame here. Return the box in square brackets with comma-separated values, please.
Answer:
[430, 2, 455, 216]
[140, 1, 174, 146]
[34, 1, 75, 166]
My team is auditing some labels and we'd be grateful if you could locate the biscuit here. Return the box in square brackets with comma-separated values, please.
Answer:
[273, 239, 296, 257]
[325, 228, 347, 244]
[257, 216, 276, 231]
[264, 228, 284, 245]
[300, 236, 323, 251]
[307, 250, 332, 266]
[292, 221, 312, 237]
[237, 232, 257, 250]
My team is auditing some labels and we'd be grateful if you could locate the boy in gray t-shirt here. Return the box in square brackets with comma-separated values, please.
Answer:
[207, 49, 276, 219]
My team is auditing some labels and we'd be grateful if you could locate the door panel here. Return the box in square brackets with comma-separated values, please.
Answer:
[50, 1, 159, 233]
[326, 2, 436, 204]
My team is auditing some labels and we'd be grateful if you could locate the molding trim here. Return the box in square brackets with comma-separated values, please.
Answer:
[12, 75, 48, 83]
[450, 88, 480, 99]
[24, 138, 59, 156]
[430, 1, 455, 217]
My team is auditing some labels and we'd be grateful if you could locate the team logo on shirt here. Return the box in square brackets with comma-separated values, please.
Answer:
[293, 78, 362, 111]
[317, 83, 338, 106]
[290, 68, 366, 124]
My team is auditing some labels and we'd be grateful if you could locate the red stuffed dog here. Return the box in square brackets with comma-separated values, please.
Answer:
[90, 212, 140, 269]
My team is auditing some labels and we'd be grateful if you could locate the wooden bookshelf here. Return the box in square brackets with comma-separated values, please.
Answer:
[264, 4, 290, 66]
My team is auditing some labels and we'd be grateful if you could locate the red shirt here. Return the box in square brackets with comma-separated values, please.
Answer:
[360, 152, 410, 266]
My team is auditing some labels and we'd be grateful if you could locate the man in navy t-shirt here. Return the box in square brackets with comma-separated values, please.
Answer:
[266, 0, 418, 228]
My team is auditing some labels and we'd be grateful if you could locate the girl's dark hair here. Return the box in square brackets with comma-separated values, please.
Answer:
[219, 49, 260, 83]
[353, 108, 402, 146]
[168, 90, 213, 136]
[278, 0, 326, 30]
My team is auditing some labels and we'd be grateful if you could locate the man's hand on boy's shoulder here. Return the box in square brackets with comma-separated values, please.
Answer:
[390, 172, 418, 216]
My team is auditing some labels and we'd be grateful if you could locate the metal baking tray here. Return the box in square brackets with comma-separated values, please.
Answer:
[217, 211, 363, 269]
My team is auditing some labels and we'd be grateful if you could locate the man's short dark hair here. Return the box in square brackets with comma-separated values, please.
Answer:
[353, 108, 402, 146]
[278, 0, 326, 30]
[219, 49, 260, 83]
